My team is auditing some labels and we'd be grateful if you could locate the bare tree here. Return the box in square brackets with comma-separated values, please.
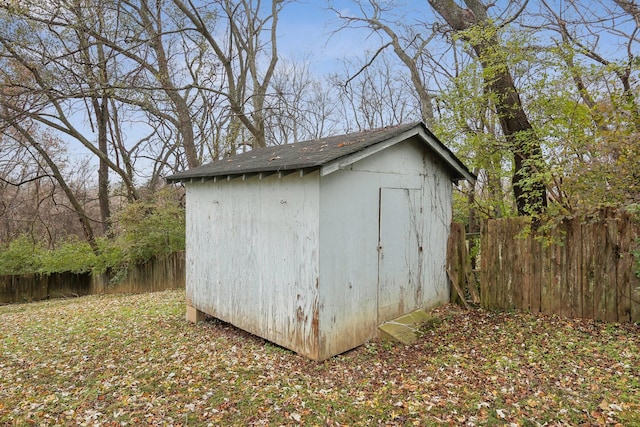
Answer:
[71, 0, 114, 232]
[0, 118, 100, 251]
[122, 0, 201, 169]
[332, 1, 436, 125]
[0, 1, 140, 202]
[173, 0, 285, 149]
[266, 59, 341, 144]
[331, 52, 421, 132]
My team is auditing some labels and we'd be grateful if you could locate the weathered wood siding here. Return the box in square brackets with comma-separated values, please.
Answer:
[480, 213, 640, 322]
[186, 172, 321, 358]
[186, 137, 457, 360]
[318, 137, 452, 358]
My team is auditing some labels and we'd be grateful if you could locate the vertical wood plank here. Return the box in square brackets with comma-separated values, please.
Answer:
[492, 219, 501, 310]
[458, 226, 469, 302]
[489, 219, 500, 310]
[464, 245, 481, 304]
[514, 224, 531, 311]
[510, 227, 519, 311]
[480, 219, 490, 308]
[592, 218, 608, 321]
[503, 219, 514, 310]
[509, 218, 522, 310]
[628, 216, 640, 323]
[529, 226, 542, 314]
[556, 227, 570, 318]
[447, 223, 462, 304]
[447, 222, 470, 306]
[604, 219, 619, 322]
[551, 240, 561, 316]
[540, 236, 552, 315]
[581, 221, 595, 320]
[616, 213, 632, 322]
[567, 218, 583, 318]
[557, 221, 569, 317]
[493, 218, 503, 310]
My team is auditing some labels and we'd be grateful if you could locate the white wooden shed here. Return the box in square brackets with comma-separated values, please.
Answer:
[167, 122, 474, 360]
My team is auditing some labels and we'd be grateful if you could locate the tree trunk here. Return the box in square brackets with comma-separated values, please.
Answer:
[429, 0, 547, 216]
[78, 11, 112, 234]
[14, 124, 100, 254]
[139, 0, 200, 168]
[94, 95, 111, 234]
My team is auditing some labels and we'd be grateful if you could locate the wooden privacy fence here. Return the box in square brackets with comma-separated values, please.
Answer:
[447, 223, 480, 309]
[0, 251, 185, 305]
[477, 211, 640, 323]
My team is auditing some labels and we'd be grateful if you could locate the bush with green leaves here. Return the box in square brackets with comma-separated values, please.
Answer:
[0, 235, 45, 275]
[39, 237, 98, 274]
[103, 189, 185, 281]
[0, 188, 185, 277]
[112, 191, 185, 265]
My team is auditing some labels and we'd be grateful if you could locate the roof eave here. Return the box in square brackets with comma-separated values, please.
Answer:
[166, 121, 475, 185]
[166, 166, 321, 184]
[320, 124, 476, 183]
[416, 126, 476, 184]
[320, 131, 411, 176]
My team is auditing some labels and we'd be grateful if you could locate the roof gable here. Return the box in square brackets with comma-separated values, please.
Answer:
[166, 122, 475, 183]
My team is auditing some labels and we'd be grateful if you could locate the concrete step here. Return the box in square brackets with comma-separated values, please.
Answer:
[378, 310, 435, 345]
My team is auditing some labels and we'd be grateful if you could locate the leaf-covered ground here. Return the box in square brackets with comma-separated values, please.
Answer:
[1, 290, 638, 426]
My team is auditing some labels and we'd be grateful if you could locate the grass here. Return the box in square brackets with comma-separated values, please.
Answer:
[1, 289, 638, 426]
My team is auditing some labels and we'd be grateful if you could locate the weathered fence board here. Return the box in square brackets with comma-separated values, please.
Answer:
[477, 212, 640, 323]
[0, 252, 185, 305]
[567, 220, 581, 318]
[447, 223, 479, 307]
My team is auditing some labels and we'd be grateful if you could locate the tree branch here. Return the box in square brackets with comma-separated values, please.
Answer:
[344, 42, 393, 88]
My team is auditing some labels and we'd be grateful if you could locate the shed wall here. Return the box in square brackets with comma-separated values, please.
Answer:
[186, 172, 321, 358]
[185, 136, 455, 361]
[318, 138, 453, 358]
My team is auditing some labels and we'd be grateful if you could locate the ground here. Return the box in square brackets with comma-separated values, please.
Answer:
[1, 290, 638, 426]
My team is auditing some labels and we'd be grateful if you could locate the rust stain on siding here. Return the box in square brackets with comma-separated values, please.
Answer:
[286, 295, 321, 359]
[311, 297, 320, 339]
[296, 306, 307, 323]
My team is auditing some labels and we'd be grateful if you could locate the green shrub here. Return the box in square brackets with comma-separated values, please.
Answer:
[0, 235, 45, 275]
[39, 237, 97, 274]
[112, 189, 185, 265]
[0, 188, 185, 277]
[92, 238, 125, 275]
[97, 189, 185, 283]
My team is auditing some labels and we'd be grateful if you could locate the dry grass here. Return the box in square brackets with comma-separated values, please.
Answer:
[1, 289, 639, 426]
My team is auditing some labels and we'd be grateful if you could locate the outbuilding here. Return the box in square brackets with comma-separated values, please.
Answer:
[167, 121, 474, 360]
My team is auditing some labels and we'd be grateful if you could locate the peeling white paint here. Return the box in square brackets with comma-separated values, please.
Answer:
[185, 136, 454, 360]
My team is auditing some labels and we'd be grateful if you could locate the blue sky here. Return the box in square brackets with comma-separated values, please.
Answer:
[61, 0, 640, 174]
[275, 0, 639, 65]
[276, 1, 381, 74]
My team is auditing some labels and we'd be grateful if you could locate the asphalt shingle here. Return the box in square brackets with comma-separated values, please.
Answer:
[166, 122, 473, 182]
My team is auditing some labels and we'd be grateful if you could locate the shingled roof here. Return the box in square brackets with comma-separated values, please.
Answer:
[166, 121, 475, 183]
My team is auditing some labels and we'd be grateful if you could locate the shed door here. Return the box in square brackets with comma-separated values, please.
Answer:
[377, 187, 422, 324]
